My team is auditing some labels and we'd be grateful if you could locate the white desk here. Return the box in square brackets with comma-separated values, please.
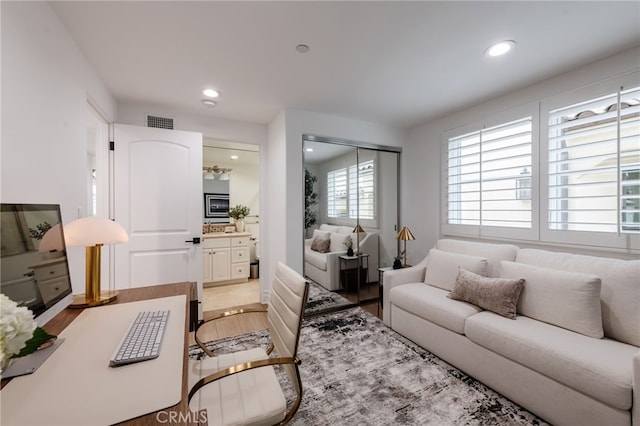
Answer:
[1, 294, 186, 425]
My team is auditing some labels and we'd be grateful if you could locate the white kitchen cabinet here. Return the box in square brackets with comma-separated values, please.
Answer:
[202, 233, 251, 285]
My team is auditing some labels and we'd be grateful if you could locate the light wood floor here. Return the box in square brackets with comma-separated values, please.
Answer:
[190, 280, 268, 346]
[190, 279, 382, 346]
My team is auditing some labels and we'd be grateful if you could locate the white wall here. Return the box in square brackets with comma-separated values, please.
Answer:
[263, 108, 406, 292]
[117, 102, 267, 146]
[405, 46, 640, 265]
[1, 2, 117, 293]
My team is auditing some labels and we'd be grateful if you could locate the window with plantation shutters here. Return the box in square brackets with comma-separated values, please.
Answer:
[547, 86, 640, 235]
[327, 160, 376, 220]
[446, 116, 533, 235]
[349, 160, 375, 220]
[327, 168, 348, 218]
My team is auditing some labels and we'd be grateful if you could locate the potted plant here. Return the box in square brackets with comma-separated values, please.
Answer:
[305, 169, 318, 237]
[228, 204, 250, 232]
[344, 237, 354, 257]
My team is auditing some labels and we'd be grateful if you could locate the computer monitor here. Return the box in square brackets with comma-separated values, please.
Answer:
[1, 203, 74, 326]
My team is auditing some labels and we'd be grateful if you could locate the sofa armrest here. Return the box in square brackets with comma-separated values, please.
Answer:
[633, 349, 640, 425]
[382, 256, 428, 326]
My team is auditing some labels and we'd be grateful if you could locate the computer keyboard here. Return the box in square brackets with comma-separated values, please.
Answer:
[109, 310, 169, 367]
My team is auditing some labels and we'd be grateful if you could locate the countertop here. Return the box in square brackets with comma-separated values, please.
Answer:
[203, 231, 253, 239]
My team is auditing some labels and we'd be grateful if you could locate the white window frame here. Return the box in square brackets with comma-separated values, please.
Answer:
[540, 72, 640, 252]
[327, 159, 377, 223]
[441, 103, 540, 242]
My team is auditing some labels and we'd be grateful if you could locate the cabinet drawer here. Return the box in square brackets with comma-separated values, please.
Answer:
[231, 247, 249, 263]
[231, 236, 250, 247]
[203, 238, 230, 249]
[37, 275, 71, 305]
[32, 262, 68, 282]
[231, 263, 249, 279]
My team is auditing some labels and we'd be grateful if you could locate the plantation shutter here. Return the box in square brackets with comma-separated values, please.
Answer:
[447, 117, 533, 230]
[548, 86, 640, 234]
[327, 168, 348, 218]
[348, 160, 375, 220]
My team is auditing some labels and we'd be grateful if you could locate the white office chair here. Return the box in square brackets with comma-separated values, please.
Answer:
[189, 262, 309, 425]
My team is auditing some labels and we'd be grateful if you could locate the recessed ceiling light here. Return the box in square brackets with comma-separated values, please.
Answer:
[202, 99, 216, 107]
[230, 155, 239, 160]
[296, 44, 310, 54]
[203, 88, 220, 98]
[485, 40, 516, 57]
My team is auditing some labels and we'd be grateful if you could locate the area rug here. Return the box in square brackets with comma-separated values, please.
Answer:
[303, 279, 355, 317]
[189, 307, 549, 425]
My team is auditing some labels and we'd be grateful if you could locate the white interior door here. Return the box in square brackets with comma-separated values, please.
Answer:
[113, 124, 203, 316]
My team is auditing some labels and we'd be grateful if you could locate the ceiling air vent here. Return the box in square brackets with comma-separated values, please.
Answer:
[146, 114, 174, 130]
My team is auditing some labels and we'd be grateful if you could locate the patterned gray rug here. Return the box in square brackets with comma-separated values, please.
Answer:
[190, 307, 549, 425]
[304, 279, 355, 317]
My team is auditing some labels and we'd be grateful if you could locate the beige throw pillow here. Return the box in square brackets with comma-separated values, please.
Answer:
[329, 233, 351, 253]
[448, 268, 525, 319]
[425, 248, 488, 291]
[310, 236, 330, 253]
[500, 261, 604, 338]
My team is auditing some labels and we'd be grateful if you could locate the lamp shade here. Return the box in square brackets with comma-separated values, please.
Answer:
[395, 226, 415, 241]
[64, 217, 129, 247]
[352, 224, 365, 233]
[39, 223, 65, 253]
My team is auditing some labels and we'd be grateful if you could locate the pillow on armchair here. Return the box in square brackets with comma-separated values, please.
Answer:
[310, 236, 330, 253]
[329, 233, 351, 253]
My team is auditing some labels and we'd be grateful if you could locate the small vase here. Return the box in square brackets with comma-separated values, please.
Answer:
[347, 248, 354, 257]
[235, 219, 245, 232]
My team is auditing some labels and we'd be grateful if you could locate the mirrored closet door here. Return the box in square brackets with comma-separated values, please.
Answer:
[303, 135, 400, 311]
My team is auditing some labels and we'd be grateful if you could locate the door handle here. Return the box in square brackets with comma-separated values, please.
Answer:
[185, 237, 201, 244]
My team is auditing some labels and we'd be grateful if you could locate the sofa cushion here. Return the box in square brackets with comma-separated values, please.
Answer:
[319, 224, 339, 233]
[436, 239, 518, 278]
[500, 261, 604, 338]
[310, 236, 330, 253]
[448, 268, 524, 319]
[465, 312, 636, 410]
[516, 248, 640, 347]
[305, 249, 327, 271]
[390, 283, 482, 334]
[329, 233, 351, 253]
[425, 248, 488, 291]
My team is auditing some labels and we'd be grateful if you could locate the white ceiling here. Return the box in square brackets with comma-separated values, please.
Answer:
[51, 1, 640, 129]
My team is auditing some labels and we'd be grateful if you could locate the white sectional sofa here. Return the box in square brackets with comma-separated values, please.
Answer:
[382, 238, 640, 426]
[304, 224, 379, 291]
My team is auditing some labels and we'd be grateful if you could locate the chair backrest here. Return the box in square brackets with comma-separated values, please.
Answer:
[268, 262, 309, 391]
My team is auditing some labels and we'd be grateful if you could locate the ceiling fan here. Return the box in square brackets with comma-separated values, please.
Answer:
[203, 165, 232, 180]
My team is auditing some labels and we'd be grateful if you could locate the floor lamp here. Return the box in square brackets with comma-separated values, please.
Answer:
[352, 224, 365, 255]
[395, 226, 415, 267]
[64, 216, 128, 308]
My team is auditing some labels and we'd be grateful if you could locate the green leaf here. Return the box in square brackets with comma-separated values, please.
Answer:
[13, 327, 57, 358]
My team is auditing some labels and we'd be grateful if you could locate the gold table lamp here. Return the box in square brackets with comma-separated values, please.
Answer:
[352, 224, 365, 255]
[64, 216, 128, 308]
[395, 226, 415, 267]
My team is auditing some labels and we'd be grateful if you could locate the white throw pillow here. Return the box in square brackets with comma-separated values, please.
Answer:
[329, 233, 351, 253]
[424, 248, 488, 291]
[500, 261, 604, 338]
[312, 229, 330, 241]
